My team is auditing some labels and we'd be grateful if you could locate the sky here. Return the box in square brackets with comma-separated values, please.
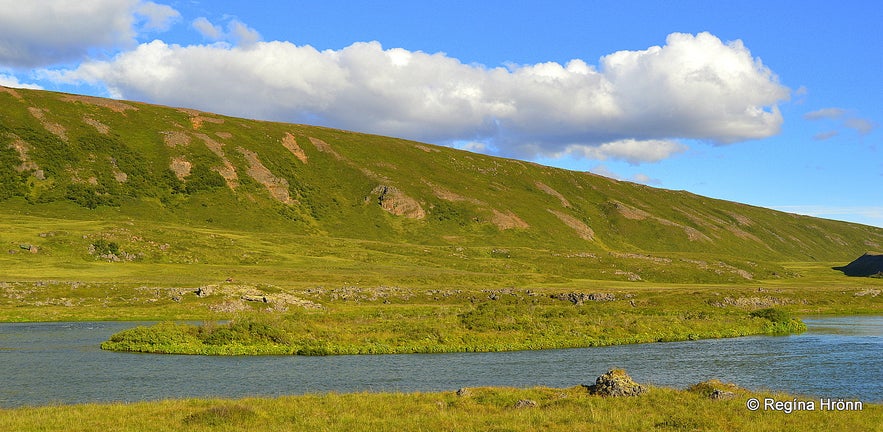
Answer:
[1, 1, 881, 228]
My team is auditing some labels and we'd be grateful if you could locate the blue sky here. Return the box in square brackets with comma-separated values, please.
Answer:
[1, 1, 881, 228]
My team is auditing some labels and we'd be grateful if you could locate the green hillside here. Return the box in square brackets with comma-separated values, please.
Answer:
[1, 85, 881, 287]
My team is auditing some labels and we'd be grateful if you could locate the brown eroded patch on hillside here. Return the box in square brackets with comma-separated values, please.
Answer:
[307, 136, 344, 160]
[177, 109, 225, 130]
[491, 209, 529, 230]
[725, 211, 754, 226]
[63, 94, 137, 113]
[169, 156, 192, 180]
[610, 200, 650, 220]
[194, 133, 238, 188]
[548, 209, 593, 240]
[282, 133, 308, 164]
[414, 144, 440, 153]
[536, 181, 571, 208]
[83, 117, 110, 134]
[0, 85, 23, 101]
[8, 135, 39, 173]
[161, 131, 191, 147]
[369, 185, 425, 219]
[425, 181, 484, 205]
[238, 147, 293, 204]
[215, 132, 233, 139]
[108, 158, 128, 183]
[27, 107, 67, 141]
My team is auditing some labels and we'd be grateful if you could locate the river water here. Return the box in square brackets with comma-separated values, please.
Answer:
[1, 316, 880, 407]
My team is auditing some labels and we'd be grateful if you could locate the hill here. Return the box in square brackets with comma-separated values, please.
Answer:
[2, 85, 882, 285]
[835, 252, 883, 277]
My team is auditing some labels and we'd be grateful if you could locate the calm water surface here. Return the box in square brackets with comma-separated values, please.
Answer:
[0, 316, 880, 407]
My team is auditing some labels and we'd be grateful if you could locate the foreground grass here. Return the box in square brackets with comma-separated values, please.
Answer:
[1, 385, 878, 431]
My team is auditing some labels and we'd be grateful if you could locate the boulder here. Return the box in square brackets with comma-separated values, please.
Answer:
[514, 399, 537, 408]
[584, 369, 647, 397]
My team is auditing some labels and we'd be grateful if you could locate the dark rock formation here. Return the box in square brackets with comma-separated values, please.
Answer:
[584, 369, 647, 397]
[834, 252, 883, 277]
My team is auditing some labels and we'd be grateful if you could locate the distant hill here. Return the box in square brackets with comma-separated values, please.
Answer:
[2, 86, 882, 283]
[835, 253, 883, 277]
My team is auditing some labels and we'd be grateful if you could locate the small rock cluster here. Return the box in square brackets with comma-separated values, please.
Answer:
[584, 369, 647, 397]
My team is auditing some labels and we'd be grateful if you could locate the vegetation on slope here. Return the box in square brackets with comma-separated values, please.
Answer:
[2, 85, 881, 272]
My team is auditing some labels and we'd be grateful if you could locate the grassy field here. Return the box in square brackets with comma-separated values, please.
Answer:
[1, 384, 878, 431]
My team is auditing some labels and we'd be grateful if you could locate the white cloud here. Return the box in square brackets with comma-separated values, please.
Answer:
[562, 139, 688, 164]
[192, 17, 261, 47]
[135, 2, 180, 32]
[844, 117, 875, 135]
[193, 18, 223, 40]
[812, 130, 839, 141]
[804, 107, 876, 137]
[0, 0, 179, 67]
[0, 73, 43, 89]
[44, 32, 789, 164]
[804, 107, 846, 120]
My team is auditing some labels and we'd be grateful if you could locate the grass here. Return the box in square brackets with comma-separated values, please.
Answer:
[0, 385, 878, 431]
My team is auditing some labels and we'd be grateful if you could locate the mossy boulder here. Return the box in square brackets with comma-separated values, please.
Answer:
[584, 369, 647, 397]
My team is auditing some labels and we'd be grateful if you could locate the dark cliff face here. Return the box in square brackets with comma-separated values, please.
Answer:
[835, 253, 883, 277]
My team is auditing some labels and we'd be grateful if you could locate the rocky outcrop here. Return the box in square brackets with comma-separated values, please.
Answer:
[835, 252, 883, 277]
[370, 185, 425, 219]
[551, 292, 617, 304]
[584, 369, 647, 397]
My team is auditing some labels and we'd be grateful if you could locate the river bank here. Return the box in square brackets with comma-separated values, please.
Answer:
[0, 379, 878, 431]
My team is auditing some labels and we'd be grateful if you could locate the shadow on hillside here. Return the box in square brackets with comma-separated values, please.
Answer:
[834, 253, 883, 277]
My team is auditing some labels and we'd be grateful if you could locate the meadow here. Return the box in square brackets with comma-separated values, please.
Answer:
[1, 384, 878, 431]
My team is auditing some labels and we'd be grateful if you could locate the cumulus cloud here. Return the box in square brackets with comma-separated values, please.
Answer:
[44, 32, 789, 164]
[0, 0, 179, 68]
[0, 73, 43, 89]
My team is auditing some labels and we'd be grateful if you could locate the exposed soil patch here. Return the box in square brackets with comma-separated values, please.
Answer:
[426, 181, 484, 205]
[215, 132, 233, 139]
[414, 144, 440, 153]
[63, 94, 137, 113]
[536, 182, 571, 208]
[27, 107, 67, 141]
[307, 137, 344, 160]
[281, 132, 308, 164]
[8, 135, 40, 173]
[370, 185, 426, 219]
[610, 200, 650, 220]
[169, 156, 192, 180]
[491, 209, 529, 230]
[0, 85, 23, 101]
[83, 117, 110, 134]
[238, 147, 293, 204]
[194, 133, 238, 188]
[161, 131, 191, 147]
[548, 209, 593, 240]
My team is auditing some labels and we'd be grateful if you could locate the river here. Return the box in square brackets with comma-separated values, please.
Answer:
[0, 315, 880, 407]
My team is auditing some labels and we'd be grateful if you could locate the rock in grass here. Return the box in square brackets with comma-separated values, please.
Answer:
[584, 369, 647, 397]
[514, 399, 538, 408]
